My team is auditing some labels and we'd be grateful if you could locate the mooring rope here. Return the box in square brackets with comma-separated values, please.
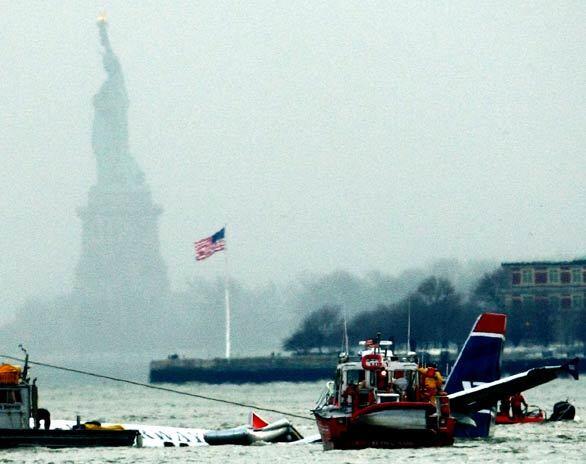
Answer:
[0, 354, 314, 422]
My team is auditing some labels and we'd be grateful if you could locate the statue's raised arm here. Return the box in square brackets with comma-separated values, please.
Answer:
[92, 15, 144, 189]
[97, 14, 112, 52]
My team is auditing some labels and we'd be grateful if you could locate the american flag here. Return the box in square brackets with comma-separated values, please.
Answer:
[194, 227, 226, 261]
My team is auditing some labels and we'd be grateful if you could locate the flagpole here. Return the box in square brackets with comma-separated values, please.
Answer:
[224, 224, 231, 359]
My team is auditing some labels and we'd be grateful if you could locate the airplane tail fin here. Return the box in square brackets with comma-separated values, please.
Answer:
[444, 312, 507, 394]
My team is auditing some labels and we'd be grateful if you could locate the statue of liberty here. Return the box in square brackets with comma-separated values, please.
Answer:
[93, 16, 144, 188]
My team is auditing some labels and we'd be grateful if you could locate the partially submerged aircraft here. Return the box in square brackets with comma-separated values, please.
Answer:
[443, 312, 579, 437]
[448, 360, 578, 424]
[49, 411, 307, 447]
[51, 411, 306, 448]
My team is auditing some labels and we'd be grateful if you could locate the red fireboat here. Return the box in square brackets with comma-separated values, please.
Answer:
[312, 336, 455, 450]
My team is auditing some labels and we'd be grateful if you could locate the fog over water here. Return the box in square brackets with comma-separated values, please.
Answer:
[1, 3, 584, 340]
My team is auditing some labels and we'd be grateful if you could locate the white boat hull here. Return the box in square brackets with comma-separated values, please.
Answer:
[358, 409, 428, 430]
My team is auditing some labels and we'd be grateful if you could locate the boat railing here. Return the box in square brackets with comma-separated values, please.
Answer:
[315, 381, 335, 409]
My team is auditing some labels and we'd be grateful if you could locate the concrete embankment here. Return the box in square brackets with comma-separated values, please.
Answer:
[149, 354, 582, 384]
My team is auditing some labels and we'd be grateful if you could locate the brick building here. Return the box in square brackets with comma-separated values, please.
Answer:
[501, 259, 586, 311]
[500, 259, 586, 344]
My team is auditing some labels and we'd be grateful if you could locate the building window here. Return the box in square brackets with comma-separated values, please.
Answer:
[512, 297, 522, 309]
[535, 270, 547, 284]
[521, 269, 533, 285]
[573, 294, 583, 309]
[572, 269, 582, 284]
[512, 272, 521, 285]
[561, 270, 571, 284]
[549, 269, 560, 284]
[561, 296, 572, 309]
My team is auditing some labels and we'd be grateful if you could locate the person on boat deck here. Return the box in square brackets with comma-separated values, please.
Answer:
[418, 363, 444, 399]
[499, 396, 511, 417]
[393, 376, 409, 400]
[342, 383, 359, 407]
[510, 392, 528, 418]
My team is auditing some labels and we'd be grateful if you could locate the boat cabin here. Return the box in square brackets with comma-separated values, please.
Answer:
[330, 340, 422, 410]
[0, 364, 36, 430]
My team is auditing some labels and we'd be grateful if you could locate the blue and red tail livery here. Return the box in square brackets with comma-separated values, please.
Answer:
[443, 312, 578, 439]
[443, 312, 506, 438]
[445, 312, 506, 395]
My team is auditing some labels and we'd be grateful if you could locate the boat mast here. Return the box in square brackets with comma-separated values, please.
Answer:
[19, 344, 29, 382]
[343, 309, 349, 355]
[407, 296, 411, 353]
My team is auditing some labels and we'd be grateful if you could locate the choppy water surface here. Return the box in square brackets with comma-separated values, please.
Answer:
[2, 366, 584, 463]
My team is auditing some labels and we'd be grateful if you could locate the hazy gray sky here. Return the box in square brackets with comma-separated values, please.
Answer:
[1, 2, 584, 317]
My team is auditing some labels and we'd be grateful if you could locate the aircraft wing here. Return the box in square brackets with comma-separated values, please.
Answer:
[448, 357, 579, 414]
[49, 411, 306, 447]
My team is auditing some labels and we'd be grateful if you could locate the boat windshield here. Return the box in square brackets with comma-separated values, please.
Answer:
[0, 388, 22, 404]
[346, 369, 364, 386]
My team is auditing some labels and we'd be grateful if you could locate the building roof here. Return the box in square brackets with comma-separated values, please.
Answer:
[501, 259, 586, 267]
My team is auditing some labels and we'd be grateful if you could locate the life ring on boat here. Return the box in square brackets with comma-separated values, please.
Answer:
[361, 353, 384, 371]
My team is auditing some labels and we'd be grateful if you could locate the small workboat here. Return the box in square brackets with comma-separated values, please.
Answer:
[1, 349, 308, 448]
[0, 351, 139, 448]
[495, 406, 546, 425]
[495, 400, 576, 425]
[312, 337, 455, 450]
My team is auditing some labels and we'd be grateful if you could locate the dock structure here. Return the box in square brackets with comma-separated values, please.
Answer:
[149, 355, 338, 384]
[149, 354, 583, 384]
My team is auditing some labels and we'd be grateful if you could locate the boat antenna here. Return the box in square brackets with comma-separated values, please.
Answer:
[18, 344, 29, 382]
[407, 296, 411, 353]
[343, 309, 349, 355]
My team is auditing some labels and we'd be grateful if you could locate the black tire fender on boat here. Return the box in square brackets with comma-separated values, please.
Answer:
[34, 408, 51, 430]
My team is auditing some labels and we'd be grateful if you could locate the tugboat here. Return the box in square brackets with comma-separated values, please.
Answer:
[0, 349, 139, 448]
[313, 336, 455, 450]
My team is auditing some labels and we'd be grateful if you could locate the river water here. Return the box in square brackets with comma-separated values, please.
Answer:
[2, 364, 584, 464]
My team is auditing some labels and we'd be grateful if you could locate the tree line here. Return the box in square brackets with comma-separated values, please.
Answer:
[283, 270, 586, 354]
